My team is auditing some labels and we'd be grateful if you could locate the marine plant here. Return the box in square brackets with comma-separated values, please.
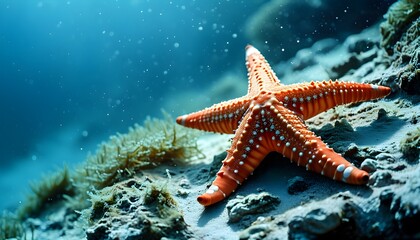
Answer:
[16, 112, 201, 220]
[70, 112, 202, 209]
[0, 212, 25, 239]
[17, 167, 75, 220]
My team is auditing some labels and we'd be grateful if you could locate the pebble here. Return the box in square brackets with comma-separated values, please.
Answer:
[289, 208, 341, 236]
[361, 158, 377, 173]
[178, 178, 191, 189]
[375, 153, 395, 162]
[370, 171, 396, 187]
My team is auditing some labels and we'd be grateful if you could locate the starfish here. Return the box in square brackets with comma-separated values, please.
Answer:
[176, 45, 391, 206]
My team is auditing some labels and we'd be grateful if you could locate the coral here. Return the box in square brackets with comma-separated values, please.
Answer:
[17, 167, 75, 220]
[380, 0, 420, 54]
[83, 177, 193, 240]
[0, 212, 25, 239]
[400, 127, 420, 162]
[70, 112, 201, 209]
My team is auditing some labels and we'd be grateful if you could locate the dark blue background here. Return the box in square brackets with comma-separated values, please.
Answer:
[0, 1, 264, 164]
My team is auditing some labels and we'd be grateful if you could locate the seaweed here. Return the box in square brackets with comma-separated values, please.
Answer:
[69, 112, 202, 209]
[17, 167, 75, 220]
[0, 212, 25, 239]
[15, 112, 201, 223]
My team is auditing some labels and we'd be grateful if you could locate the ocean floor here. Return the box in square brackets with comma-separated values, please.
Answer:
[2, 1, 420, 239]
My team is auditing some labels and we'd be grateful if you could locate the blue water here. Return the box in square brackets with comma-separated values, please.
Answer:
[0, 1, 391, 212]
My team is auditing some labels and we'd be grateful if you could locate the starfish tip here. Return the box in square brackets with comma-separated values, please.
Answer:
[197, 194, 211, 206]
[360, 172, 369, 184]
[176, 115, 187, 125]
[245, 45, 260, 58]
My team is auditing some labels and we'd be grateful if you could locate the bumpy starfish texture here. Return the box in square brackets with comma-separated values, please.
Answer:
[177, 45, 391, 206]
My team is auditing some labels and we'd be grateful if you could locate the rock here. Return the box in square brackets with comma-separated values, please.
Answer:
[391, 164, 407, 171]
[370, 171, 396, 187]
[344, 143, 359, 158]
[375, 152, 395, 162]
[380, 0, 420, 54]
[390, 166, 420, 235]
[328, 48, 378, 79]
[287, 176, 309, 195]
[380, 0, 420, 94]
[346, 36, 379, 54]
[328, 54, 361, 79]
[226, 192, 280, 223]
[208, 151, 227, 181]
[379, 188, 394, 207]
[238, 217, 275, 240]
[399, 62, 420, 94]
[313, 119, 355, 153]
[178, 178, 191, 189]
[289, 208, 341, 236]
[287, 197, 363, 240]
[292, 48, 317, 71]
[361, 158, 377, 173]
[83, 177, 193, 240]
[176, 189, 189, 198]
[22, 207, 84, 240]
[312, 38, 338, 54]
[376, 108, 389, 121]
[400, 128, 420, 162]
[245, 0, 390, 61]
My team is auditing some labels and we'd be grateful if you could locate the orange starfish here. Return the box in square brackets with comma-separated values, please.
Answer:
[176, 45, 391, 206]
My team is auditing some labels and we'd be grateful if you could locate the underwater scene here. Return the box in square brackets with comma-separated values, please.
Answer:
[1, 0, 419, 239]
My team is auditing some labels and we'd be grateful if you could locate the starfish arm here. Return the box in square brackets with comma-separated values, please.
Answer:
[176, 97, 251, 134]
[176, 46, 392, 207]
[245, 45, 282, 96]
[277, 80, 391, 119]
[266, 101, 369, 185]
[197, 106, 272, 206]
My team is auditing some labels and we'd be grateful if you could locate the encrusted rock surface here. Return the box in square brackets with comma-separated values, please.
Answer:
[83, 177, 193, 240]
[226, 192, 280, 223]
[400, 127, 420, 162]
[240, 169, 420, 240]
